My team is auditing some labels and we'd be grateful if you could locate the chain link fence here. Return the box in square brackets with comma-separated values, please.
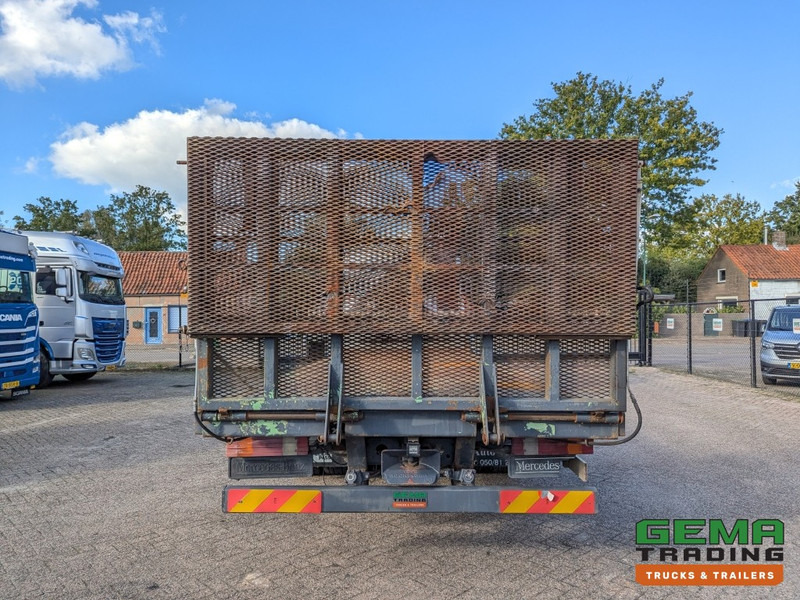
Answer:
[647, 297, 800, 394]
[119, 296, 800, 389]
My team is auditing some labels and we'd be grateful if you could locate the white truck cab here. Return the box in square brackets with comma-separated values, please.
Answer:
[24, 232, 126, 386]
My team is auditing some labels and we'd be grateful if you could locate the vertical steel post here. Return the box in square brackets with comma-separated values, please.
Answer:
[750, 299, 757, 387]
[647, 301, 653, 367]
[687, 302, 693, 375]
[545, 340, 560, 402]
[264, 337, 278, 402]
[411, 334, 423, 402]
[330, 334, 344, 444]
[637, 300, 646, 367]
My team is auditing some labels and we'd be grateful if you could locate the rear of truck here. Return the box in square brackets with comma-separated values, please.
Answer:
[187, 138, 639, 514]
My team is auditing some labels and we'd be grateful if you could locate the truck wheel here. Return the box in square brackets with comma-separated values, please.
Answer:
[38, 351, 54, 388]
[63, 373, 96, 383]
[761, 374, 777, 385]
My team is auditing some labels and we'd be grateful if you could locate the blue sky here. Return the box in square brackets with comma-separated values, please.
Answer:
[1, 0, 798, 225]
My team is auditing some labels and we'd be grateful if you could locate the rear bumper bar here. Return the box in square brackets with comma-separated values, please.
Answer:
[224, 485, 596, 514]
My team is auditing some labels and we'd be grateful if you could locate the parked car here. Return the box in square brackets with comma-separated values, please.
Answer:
[760, 305, 800, 384]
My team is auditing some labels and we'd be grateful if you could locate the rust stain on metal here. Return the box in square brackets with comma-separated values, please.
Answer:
[186, 138, 638, 338]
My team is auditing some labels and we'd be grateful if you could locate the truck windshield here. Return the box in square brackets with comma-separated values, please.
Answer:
[768, 310, 800, 331]
[0, 268, 33, 303]
[77, 271, 124, 305]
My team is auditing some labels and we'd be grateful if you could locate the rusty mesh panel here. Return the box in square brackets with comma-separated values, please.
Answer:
[343, 334, 412, 397]
[209, 338, 263, 398]
[422, 335, 481, 397]
[187, 138, 638, 336]
[494, 335, 546, 398]
[277, 334, 329, 398]
[560, 339, 612, 400]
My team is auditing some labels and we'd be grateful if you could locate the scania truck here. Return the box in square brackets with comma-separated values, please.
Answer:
[187, 138, 640, 513]
[24, 232, 126, 386]
[0, 230, 39, 398]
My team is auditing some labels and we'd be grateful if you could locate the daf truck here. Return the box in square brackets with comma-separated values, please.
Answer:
[24, 232, 126, 386]
[187, 138, 640, 514]
[0, 230, 39, 398]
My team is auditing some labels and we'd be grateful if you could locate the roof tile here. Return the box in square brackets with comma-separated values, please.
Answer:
[722, 244, 800, 279]
[119, 251, 187, 296]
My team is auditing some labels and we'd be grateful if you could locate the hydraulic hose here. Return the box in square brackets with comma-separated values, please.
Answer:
[591, 383, 642, 446]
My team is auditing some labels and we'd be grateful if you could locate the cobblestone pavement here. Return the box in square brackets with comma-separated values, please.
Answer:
[1, 368, 798, 599]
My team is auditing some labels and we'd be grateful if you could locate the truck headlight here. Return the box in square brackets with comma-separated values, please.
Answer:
[77, 347, 96, 360]
[762, 341, 775, 350]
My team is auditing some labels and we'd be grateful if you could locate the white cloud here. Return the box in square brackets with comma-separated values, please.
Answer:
[49, 100, 344, 216]
[770, 177, 800, 191]
[104, 9, 164, 51]
[23, 156, 39, 173]
[0, 0, 165, 89]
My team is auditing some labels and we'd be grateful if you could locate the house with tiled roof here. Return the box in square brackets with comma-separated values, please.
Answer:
[119, 251, 188, 350]
[696, 235, 800, 319]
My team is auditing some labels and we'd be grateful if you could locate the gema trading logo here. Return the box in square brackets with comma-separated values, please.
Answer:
[635, 519, 784, 587]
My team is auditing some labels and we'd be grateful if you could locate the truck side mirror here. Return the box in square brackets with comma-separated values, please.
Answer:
[55, 288, 68, 299]
[55, 269, 68, 287]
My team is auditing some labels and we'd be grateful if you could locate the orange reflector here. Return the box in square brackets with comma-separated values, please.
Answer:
[226, 489, 322, 513]
[499, 490, 595, 514]
[225, 437, 309, 458]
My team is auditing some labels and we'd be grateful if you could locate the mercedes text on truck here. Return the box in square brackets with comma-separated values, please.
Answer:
[25, 232, 126, 386]
[187, 138, 640, 514]
[0, 230, 39, 398]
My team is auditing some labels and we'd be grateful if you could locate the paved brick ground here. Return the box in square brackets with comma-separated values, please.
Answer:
[1, 368, 798, 599]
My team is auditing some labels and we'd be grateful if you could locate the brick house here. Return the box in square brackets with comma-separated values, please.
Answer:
[696, 239, 800, 319]
[119, 251, 188, 349]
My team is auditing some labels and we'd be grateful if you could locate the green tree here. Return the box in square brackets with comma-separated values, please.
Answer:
[95, 185, 186, 250]
[642, 194, 763, 301]
[766, 181, 800, 243]
[690, 193, 765, 255]
[665, 193, 765, 258]
[500, 72, 723, 247]
[642, 250, 708, 303]
[13, 197, 95, 235]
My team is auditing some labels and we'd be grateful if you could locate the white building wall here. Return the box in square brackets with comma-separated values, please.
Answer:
[748, 280, 800, 319]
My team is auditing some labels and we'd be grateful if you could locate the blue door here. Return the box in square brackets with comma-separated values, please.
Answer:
[144, 308, 162, 344]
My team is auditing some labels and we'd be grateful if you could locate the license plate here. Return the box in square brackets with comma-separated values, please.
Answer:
[789, 363, 800, 369]
[2, 380, 19, 390]
[106, 365, 116, 371]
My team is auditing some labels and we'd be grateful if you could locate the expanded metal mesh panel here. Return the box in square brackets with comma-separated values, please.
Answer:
[209, 338, 263, 398]
[277, 334, 329, 398]
[343, 334, 412, 397]
[188, 138, 638, 336]
[494, 335, 547, 398]
[560, 339, 612, 400]
[204, 334, 619, 401]
[422, 335, 481, 397]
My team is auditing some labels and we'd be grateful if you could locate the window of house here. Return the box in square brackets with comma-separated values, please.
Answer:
[167, 305, 188, 333]
[717, 269, 726, 283]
